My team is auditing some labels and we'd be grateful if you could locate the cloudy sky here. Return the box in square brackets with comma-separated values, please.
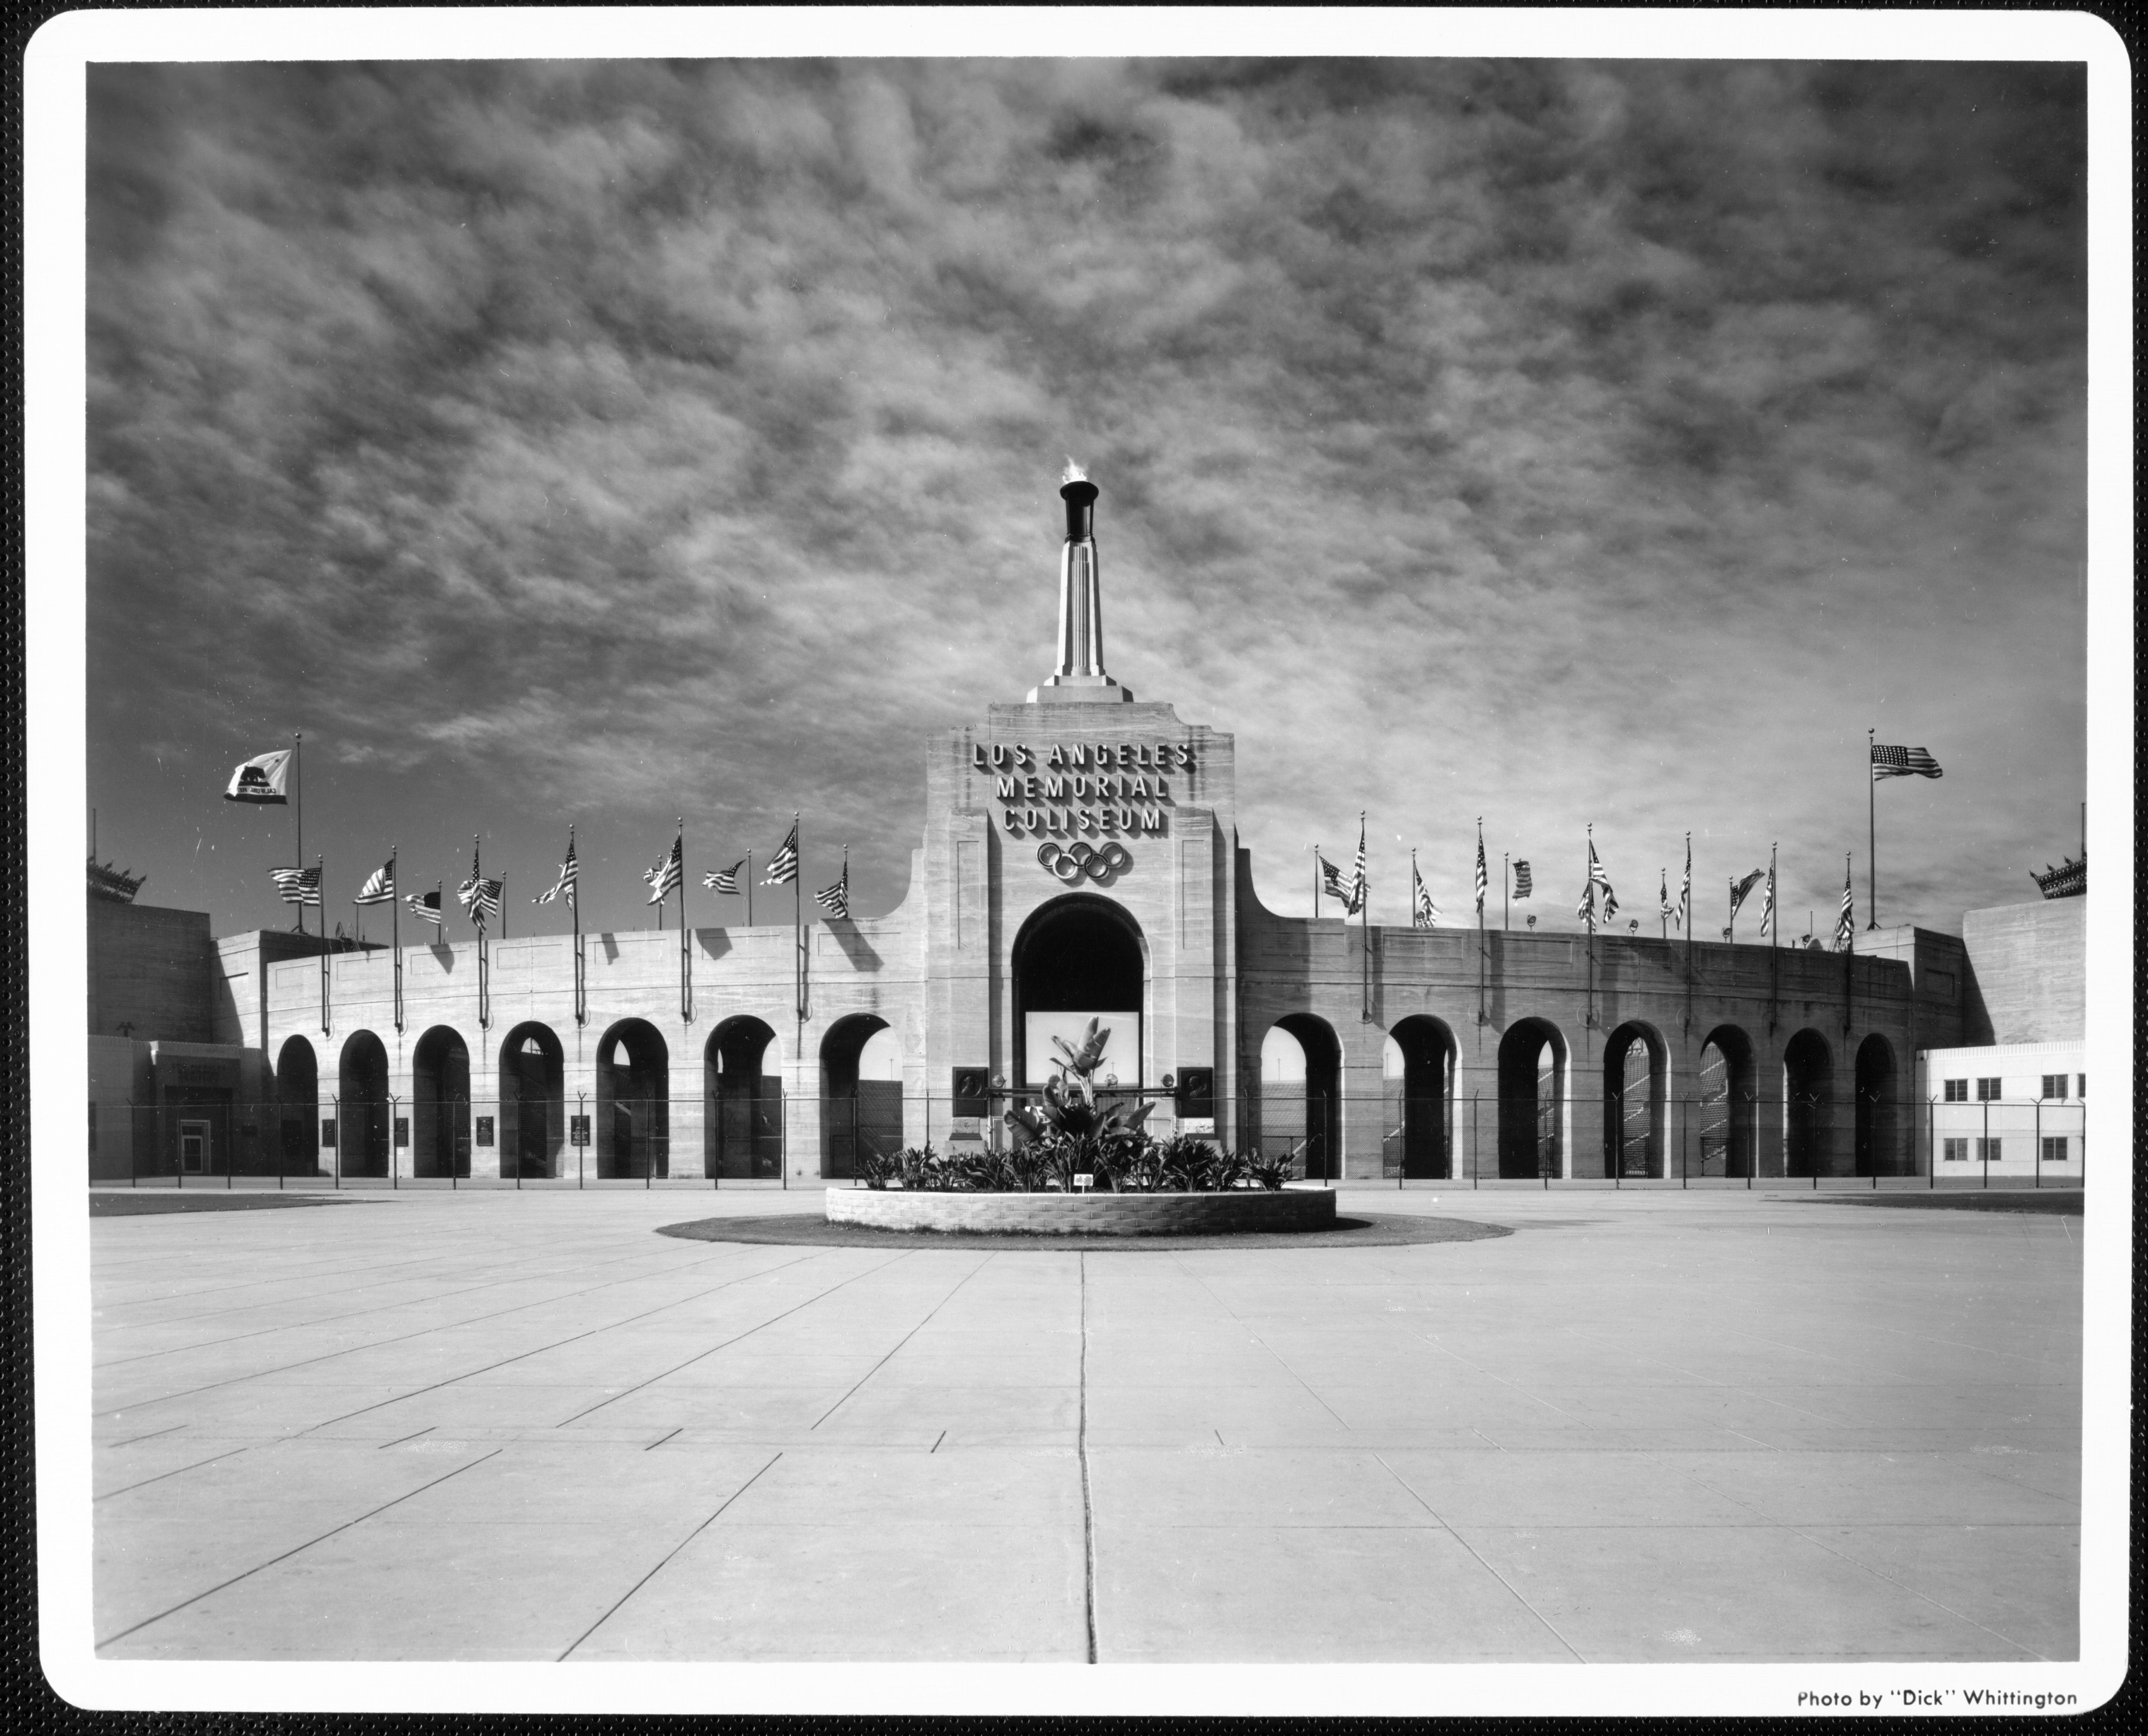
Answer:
[84, 56, 2088, 942]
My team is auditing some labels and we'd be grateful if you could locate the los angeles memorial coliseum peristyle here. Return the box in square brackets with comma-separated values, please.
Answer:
[89, 478, 2079, 1190]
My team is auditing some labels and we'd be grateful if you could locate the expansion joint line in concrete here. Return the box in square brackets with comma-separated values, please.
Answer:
[557, 1452, 783, 1661]
[809, 1252, 998, 1429]
[1371, 1452, 1588, 1664]
[557, 1251, 917, 1426]
[96, 1448, 504, 1650]
[1167, 1254, 1353, 1430]
[1080, 1251, 1097, 1666]
[98, 1241, 815, 1420]
[302, 1250, 832, 1434]
[93, 1444, 254, 1504]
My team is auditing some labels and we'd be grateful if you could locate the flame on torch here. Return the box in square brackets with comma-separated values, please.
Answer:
[1061, 456, 1087, 485]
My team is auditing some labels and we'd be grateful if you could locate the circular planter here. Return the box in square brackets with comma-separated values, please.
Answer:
[825, 1187, 1336, 1238]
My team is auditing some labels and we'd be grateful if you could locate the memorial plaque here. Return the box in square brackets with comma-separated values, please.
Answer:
[474, 1116, 494, 1146]
[570, 1114, 591, 1147]
[319, 1120, 336, 1149]
[393, 1117, 409, 1147]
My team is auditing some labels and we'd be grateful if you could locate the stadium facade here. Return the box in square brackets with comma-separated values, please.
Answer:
[87, 481, 2083, 1188]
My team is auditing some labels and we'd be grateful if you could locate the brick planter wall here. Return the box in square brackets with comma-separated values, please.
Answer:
[825, 1188, 1337, 1237]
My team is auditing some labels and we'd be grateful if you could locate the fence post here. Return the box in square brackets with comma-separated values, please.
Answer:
[578, 1093, 585, 1190]
[1929, 1097, 1935, 1188]
[1471, 1095, 1478, 1188]
[1981, 1097, 1989, 1188]
[334, 1097, 341, 1190]
[2035, 1097, 2041, 1189]
[391, 1095, 399, 1190]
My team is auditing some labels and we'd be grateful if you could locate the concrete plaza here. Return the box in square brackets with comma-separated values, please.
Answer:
[88, 1185, 2081, 1664]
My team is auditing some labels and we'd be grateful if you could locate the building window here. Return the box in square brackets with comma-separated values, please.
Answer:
[2040, 1074, 2068, 1100]
[1942, 1138, 1968, 1162]
[2078, 1073, 2087, 1099]
[1943, 1079, 1968, 1102]
[1975, 1077, 2002, 1102]
[1976, 1137, 2003, 1163]
[2041, 1137, 2069, 1164]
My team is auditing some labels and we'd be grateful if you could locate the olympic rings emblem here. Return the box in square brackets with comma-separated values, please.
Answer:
[1037, 841, 1132, 886]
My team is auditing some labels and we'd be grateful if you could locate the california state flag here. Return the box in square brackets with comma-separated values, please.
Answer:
[223, 748, 292, 804]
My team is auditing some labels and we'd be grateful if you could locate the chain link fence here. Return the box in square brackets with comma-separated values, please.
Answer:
[87, 1092, 2087, 1191]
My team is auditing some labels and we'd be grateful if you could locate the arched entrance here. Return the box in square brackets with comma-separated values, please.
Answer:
[821, 1015, 902, 1179]
[412, 1025, 471, 1179]
[598, 1019, 669, 1179]
[336, 1031, 391, 1178]
[1698, 1026, 1757, 1177]
[1604, 1022, 1667, 1178]
[1784, 1029, 1833, 1178]
[706, 1017, 782, 1179]
[498, 1023, 564, 1180]
[276, 1036, 319, 1173]
[1388, 1015, 1455, 1179]
[1854, 1034, 1898, 1177]
[1013, 894, 1145, 1112]
[1261, 1015, 1341, 1179]
[1497, 1019, 1565, 1178]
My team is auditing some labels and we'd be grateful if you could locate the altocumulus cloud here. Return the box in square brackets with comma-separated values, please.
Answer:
[86, 59, 2086, 936]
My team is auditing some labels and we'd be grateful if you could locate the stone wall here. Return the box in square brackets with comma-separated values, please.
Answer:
[1961, 899, 2086, 1044]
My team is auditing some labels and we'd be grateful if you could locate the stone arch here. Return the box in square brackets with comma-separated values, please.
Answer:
[275, 1035, 319, 1172]
[1783, 1028, 1834, 1178]
[821, 1013, 902, 1179]
[1496, 1018, 1566, 1178]
[706, 1016, 782, 1180]
[1261, 1013, 1342, 1180]
[498, 1022, 565, 1180]
[1698, 1025, 1757, 1178]
[1854, 1033, 1899, 1177]
[336, 1030, 391, 1178]
[1388, 1015, 1457, 1180]
[1604, 1021, 1669, 1178]
[411, 1025, 471, 1179]
[1012, 893, 1146, 1095]
[597, 1018, 670, 1179]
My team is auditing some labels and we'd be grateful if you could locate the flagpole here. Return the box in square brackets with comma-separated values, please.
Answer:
[501, 875, 508, 941]
[571, 825, 584, 1027]
[391, 847, 401, 1034]
[794, 811, 805, 1023]
[293, 730, 304, 936]
[1727, 876, 1735, 946]
[1768, 842, 1779, 1034]
[679, 816, 691, 1023]
[317, 853, 328, 1031]
[1584, 826, 1595, 1030]
[1866, 727, 1878, 929]
[1502, 851, 1509, 932]
[1310, 843, 1321, 919]
[746, 849, 753, 927]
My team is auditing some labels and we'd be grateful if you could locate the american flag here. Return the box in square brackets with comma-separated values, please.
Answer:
[267, 865, 321, 907]
[1678, 836, 1691, 933]
[458, 877, 503, 924]
[1659, 870, 1675, 928]
[1577, 837, 1617, 924]
[1512, 860, 1533, 901]
[534, 837, 577, 908]
[405, 887, 443, 927]
[813, 854, 850, 919]
[644, 835, 682, 905]
[763, 820, 799, 886]
[1321, 819, 1366, 915]
[1871, 744, 1943, 780]
[1472, 827, 1488, 915]
[704, 858, 744, 894]
[353, 858, 396, 906]
[1833, 858, 1855, 950]
[1729, 868, 1765, 916]
[1758, 855, 1777, 937]
[1411, 855, 1438, 929]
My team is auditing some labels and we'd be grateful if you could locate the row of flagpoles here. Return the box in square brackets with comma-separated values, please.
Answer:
[1307, 734, 1944, 952]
